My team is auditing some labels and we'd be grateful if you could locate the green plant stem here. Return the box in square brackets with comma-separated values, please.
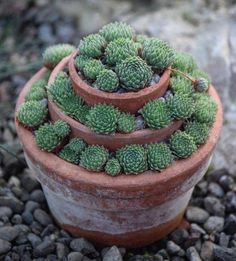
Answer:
[168, 68, 196, 83]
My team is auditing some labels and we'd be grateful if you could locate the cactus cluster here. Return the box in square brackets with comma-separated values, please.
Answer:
[117, 113, 135, 134]
[172, 51, 197, 73]
[170, 76, 193, 96]
[83, 59, 104, 80]
[105, 158, 121, 176]
[185, 121, 210, 146]
[95, 69, 119, 92]
[25, 80, 47, 102]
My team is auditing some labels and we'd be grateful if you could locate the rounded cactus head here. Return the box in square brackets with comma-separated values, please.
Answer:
[116, 56, 152, 91]
[105, 158, 121, 176]
[95, 69, 119, 92]
[172, 51, 197, 73]
[59, 147, 80, 164]
[194, 78, 209, 92]
[83, 59, 104, 80]
[75, 55, 92, 71]
[117, 112, 135, 134]
[185, 121, 210, 146]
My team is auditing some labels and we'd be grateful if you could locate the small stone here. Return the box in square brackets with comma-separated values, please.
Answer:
[56, 242, 69, 259]
[153, 253, 164, 261]
[33, 240, 55, 257]
[158, 249, 169, 259]
[200, 241, 214, 261]
[204, 216, 224, 233]
[213, 245, 236, 261]
[21, 169, 40, 192]
[208, 182, 225, 198]
[190, 223, 206, 235]
[0, 207, 13, 218]
[0, 238, 11, 255]
[0, 195, 24, 213]
[67, 252, 83, 261]
[204, 196, 225, 217]
[186, 247, 201, 261]
[223, 214, 236, 235]
[70, 238, 96, 255]
[209, 169, 228, 182]
[25, 201, 40, 213]
[0, 226, 19, 241]
[27, 233, 42, 248]
[103, 246, 122, 261]
[135, 115, 145, 131]
[219, 175, 234, 191]
[225, 192, 236, 212]
[22, 211, 34, 224]
[166, 240, 181, 255]
[171, 229, 189, 244]
[186, 206, 209, 223]
[219, 232, 230, 248]
[34, 209, 52, 226]
[11, 214, 22, 224]
[30, 221, 43, 235]
[41, 224, 56, 237]
[30, 190, 46, 203]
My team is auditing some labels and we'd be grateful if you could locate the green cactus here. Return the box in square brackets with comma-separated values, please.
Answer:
[66, 138, 87, 155]
[167, 94, 194, 119]
[75, 55, 92, 71]
[25, 88, 46, 101]
[43, 44, 75, 68]
[73, 105, 91, 124]
[142, 38, 174, 71]
[170, 76, 194, 96]
[59, 147, 80, 164]
[185, 121, 210, 145]
[99, 21, 134, 42]
[116, 56, 152, 91]
[191, 69, 211, 85]
[136, 34, 149, 45]
[105, 158, 121, 176]
[53, 120, 70, 138]
[80, 145, 109, 171]
[105, 38, 137, 65]
[117, 112, 135, 133]
[147, 143, 173, 171]
[31, 79, 47, 91]
[141, 99, 172, 129]
[17, 101, 47, 128]
[116, 145, 147, 175]
[86, 104, 120, 134]
[193, 95, 217, 126]
[79, 34, 106, 58]
[172, 51, 197, 73]
[95, 69, 119, 92]
[83, 59, 104, 80]
[194, 78, 209, 92]
[170, 131, 197, 158]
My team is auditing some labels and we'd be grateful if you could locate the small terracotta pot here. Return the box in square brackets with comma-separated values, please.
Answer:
[15, 68, 223, 248]
[68, 51, 171, 113]
[48, 56, 182, 150]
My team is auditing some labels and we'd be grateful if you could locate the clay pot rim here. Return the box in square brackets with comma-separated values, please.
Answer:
[15, 67, 223, 191]
[68, 50, 171, 100]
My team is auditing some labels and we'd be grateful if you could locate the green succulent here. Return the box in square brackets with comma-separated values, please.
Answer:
[53, 120, 70, 138]
[105, 158, 121, 176]
[167, 94, 194, 119]
[170, 131, 197, 158]
[75, 55, 92, 71]
[80, 145, 109, 171]
[44, 70, 51, 82]
[147, 143, 173, 171]
[25, 88, 46, 101]
[95, 69, 119, 92]
[193, 95, 217, 126]
[58, 95, 84, 117]
[191, 69, 211, 84]
[43, 44, 75, 68]
[116, 145, 147, 175]
[99, 21, 134, 42]
[17, 101, 47, 128]
[170, 76, 194, 96]
[194, 78, 209, 92]
[141, 99, 172, 129]
[73, 105, 91, 124]
[105, 38, 137, 65]
[35, 121, 69, 152]
[117, 112, 135, 133]
[83, 59, 104, 80]
[79, 34, 106, 58]
[86, 104, 120, 134]
[172, 51, 197, 73]
[142, 38, 174, 71]
[31, 79, 47, 91]
[116, 56, 152, 91]
[136, 34, 149, 45]
[185, 121, 210, 145]
[66, 138, 87, 155]
[59, 147, 80, 164]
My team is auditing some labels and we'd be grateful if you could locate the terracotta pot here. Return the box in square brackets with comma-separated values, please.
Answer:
[68, 51, 171, 113]
[48, 56, 182, 150]
[15, 68, 223, 248]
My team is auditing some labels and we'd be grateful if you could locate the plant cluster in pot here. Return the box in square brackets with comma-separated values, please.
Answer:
[15, 22, 223, 248]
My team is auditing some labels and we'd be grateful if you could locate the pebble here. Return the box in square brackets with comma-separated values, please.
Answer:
[25, 200, 40, 212]
[208, 182, 225, 198]
[21, 169, 40, 192]
[67, 252, 83, 261]
[186, 206, 209, 223]
[22, 210, 34, 224]
[0, 206, 13, 218]
[166, 240, 181, 255]
[34, 208, 52, 226]
[200, 241, 214, 261]
[30, 190, 46, 203]
[204, 196, 225, 217]
[11, 214, 22, 224]
[190, 223, 206, 235]
[0, 195, 24, 213]
[70, 238, 97, 255]
[27, 233, 42, 248]
[103, 246, 123, 261]
[213, 245, 236, 261]
[209, 168, 228, 182]
[219, 232, 230, 248]
[0, 226, 19, 241]
[219, 175, 234, 191]
[0, 238, 11, 255]
[186, 246, 201, 261]
[204, 216, 224, 233]
[33, 239, 55, 257]
[170, 228, 189, 244]
[223, 214, 236, 235]
[225, 191, 236, 212]
[56, 242, 69, 259]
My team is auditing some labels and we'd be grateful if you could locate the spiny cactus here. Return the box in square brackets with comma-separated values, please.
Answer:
[170, 131, 197, 158]
[170, 76, 194, 96]
[75, 55, 92, 71]
[25, 88, 46, 102]
[116, 56, 152, 91]
[105, 38, 137, 65]
[79, 34, 106, 58]
[141, 99, 172, 129]
[194, 78, 209, 92]
[142, 38, 174, 71]
[66, 138, 87, 155]
[167, 94, 194, 119]
[59, 147, 80, 164]
[17, 101, 47, 128]
[136, 34, 149, 45]
[193, 95, 217, 126]
[105, 158, 121, 176]
[73, 105, 90, 124]
[116, 145, 147, 175]
[80, 145, 109, 171]
[147, 143, 173, 171]
[35, 121, 70, 152]
[185, 121, 210, 145]
[172, 51, 197, 73]
[83, 59, 104, 80]
[86, 104, 120, 134]
[191, 69, 211, 85]
[95, 69, 119, 92]
[99, 21, 134, 42]
[43, 44, 75, 69]
[31, 79, 47, 91]
[117, 112, 135, 133]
